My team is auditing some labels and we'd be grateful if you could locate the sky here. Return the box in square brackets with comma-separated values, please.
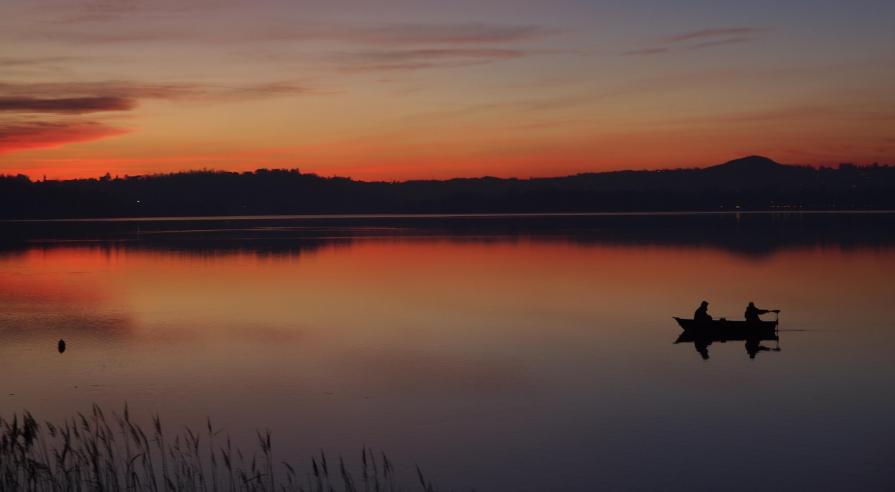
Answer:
[1, 0, 893, 180]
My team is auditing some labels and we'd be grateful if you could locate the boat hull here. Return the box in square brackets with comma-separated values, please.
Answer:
[673, 317, 777, 342]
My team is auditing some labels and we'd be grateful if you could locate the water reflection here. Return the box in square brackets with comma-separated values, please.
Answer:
[1, 213, 894, 491]
[4, 212, 895, 258]
[674, 325, 781, 360]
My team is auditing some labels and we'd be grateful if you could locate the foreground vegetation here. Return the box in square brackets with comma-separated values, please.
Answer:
[0, 405, 444, 491]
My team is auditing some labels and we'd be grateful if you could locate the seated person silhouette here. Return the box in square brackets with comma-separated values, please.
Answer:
[694, 301, 712, 323]
[744, 302, 778, 323]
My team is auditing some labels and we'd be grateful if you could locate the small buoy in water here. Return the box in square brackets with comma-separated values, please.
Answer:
[58, 339, 66, 353]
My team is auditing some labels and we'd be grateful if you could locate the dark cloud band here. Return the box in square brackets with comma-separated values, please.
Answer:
[0, 96, 135, 114]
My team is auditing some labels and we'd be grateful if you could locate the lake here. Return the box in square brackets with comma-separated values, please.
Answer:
[2, 213, 894, 491]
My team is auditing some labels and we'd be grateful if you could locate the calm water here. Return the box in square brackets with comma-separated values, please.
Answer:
[2, 214, 895, 491]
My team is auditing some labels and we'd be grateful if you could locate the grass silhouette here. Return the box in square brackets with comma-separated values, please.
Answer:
[0, 404, 445, 491]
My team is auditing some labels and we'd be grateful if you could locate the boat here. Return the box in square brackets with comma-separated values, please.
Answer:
[674, 330, 778, 344]
[673, 316, 777, 342]
[674, 317, 777, 331]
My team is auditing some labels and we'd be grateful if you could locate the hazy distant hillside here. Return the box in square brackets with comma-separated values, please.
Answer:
[2, 156, 894, 219]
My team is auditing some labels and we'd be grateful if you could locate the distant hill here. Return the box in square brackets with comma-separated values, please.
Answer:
[1, 156, 894, 219]
[707, 155, 784, 172]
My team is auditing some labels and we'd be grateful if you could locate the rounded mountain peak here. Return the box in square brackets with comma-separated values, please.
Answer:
[711, 155, 783, 171]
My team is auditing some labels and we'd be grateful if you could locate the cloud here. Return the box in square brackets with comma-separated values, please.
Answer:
[59, 0, 144, 23]
[0, 96, 135, 113]
[215, 82, 319, 98]
[625, 26, 766, 56]
[623, 47, 670, 56]
[51, 0, 208, 24]
[685, 37, 753, 51]
[336, 48, 527, 72]
[36, 14, 552, 47]
[0, 81, 197, 99]
[0, 81, 315, 102]
[0, 79, 319, 154]
[661, 27, 766, 44]
[341, 22, 549, 45]
[0, 56, 79, 68]
[0, 121, 129, 153]
[46, 0, 549, 48]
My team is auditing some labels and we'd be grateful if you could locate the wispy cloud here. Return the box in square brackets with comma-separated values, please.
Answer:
[0, 96, 135, 113]
[0, 80, 320, 153]
[684, 37, 753, 51]
[0, 81, 315, 102]
[51, 0, 203, 24]
[217, 82, 322, 98]
[38, 17, 552, 47]
[624, 26, 767, 56]
[623, 47, 670, 56]
[14, 11, 556, 78]
[0, 121, 129, 153]
[661, 27, 766, 44]
[339, 23, 550, 45]
[0, 56, 80, 68]
[0, 81, 195, 99]
[336, 48, 527, 72]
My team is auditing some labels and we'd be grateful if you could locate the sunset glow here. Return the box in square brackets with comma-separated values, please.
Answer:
[2, 1, 894, 180]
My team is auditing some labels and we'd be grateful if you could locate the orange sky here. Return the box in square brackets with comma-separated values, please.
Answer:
[1, 1, 894, 180]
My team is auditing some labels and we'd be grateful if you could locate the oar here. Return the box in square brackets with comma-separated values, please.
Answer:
[774, 310, 781, 351]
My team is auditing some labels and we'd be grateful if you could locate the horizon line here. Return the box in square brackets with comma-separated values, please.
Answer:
[4, 155, 891, 184]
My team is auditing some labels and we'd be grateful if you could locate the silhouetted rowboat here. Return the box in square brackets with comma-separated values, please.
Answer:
[674, 317, 777, 331]
[673, 317, 777, 342]
[674, 331, 778, 344]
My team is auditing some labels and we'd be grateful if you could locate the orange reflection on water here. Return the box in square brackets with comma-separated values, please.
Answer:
[4, 239, 895, 340]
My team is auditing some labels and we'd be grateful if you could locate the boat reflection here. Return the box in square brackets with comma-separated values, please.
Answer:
[673, 317, 781, 360]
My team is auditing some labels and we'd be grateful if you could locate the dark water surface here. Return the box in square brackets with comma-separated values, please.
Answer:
[2, 213, 895, 491]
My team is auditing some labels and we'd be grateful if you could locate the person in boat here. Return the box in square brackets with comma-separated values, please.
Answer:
[694, 301, 712, 323]
[744, 302, 778, 323]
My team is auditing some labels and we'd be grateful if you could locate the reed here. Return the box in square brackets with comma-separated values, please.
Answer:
[0, 405, 447, 492]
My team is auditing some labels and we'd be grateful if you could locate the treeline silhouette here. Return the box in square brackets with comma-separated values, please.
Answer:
[2, 156, 894, 219]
